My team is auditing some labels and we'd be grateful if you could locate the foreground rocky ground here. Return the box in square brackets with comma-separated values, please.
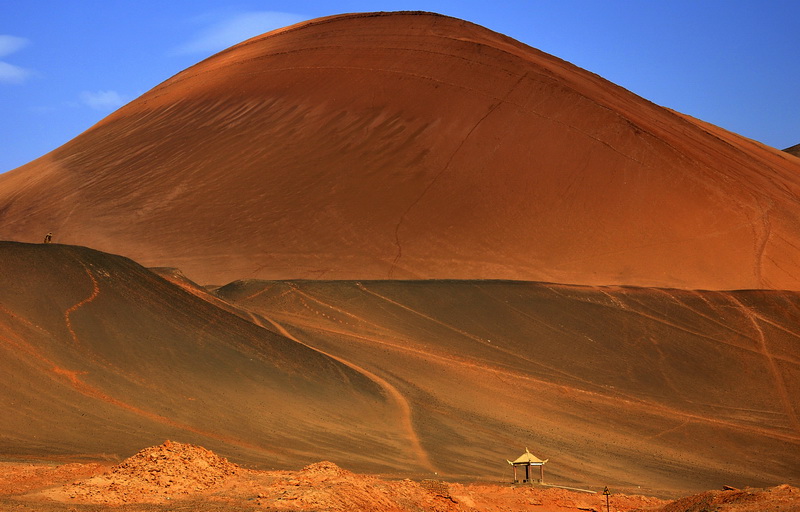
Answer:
[1, 441, 797, 511]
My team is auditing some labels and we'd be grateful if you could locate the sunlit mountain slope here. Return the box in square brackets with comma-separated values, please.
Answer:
[1, 12, 799, 288]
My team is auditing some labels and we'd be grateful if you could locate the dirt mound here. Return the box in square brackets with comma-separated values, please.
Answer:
[111, 440, 241, 485]
[655, 484, 800, 512]
[60, 440, 243, 504]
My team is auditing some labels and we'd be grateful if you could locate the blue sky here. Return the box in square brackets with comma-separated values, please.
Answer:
[1, 1, 798, 173]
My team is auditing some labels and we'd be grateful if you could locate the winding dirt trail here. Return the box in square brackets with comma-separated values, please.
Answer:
[64, 264, 100, 350]
[54, 265, 289, 458]
[261, 282, 800, 445]
[253, 313, 437, 473]
[287, 316, 800, 444]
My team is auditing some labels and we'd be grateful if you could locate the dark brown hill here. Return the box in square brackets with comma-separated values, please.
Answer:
[216, 279, 800, 491]
[0, 242, 798, 492]
[784, 143, 800, 157]
[1, 12, 799, 289]
[0, 242, 409, 472]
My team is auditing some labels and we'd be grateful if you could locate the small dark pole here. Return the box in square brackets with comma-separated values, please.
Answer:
[603, 486, 611, 512]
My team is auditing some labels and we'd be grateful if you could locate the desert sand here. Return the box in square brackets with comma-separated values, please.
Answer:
[0, 12, 799, 289]
[0, 10, 798, 510]
[2, 441, 798, 511]
[0, 242, 797, 497]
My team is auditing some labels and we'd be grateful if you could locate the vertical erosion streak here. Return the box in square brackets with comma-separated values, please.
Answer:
[254, 313, 437, 473]
[751, 202, 772, 286]
[389, 73, 528, 277]
[730, 296, 800, 434]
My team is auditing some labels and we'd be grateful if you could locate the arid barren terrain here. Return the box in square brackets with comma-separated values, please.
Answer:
[0, 10, 798, 511]
[1, 12, 800, 289]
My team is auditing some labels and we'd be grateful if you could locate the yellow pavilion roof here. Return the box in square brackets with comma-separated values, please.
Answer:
[509, 448, 548, 465]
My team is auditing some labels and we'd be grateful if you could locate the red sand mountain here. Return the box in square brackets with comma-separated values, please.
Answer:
[1, 12, 800, 289]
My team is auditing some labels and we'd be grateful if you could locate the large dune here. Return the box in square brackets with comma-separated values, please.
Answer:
[1, 242, 797, 492]
[0, 242, 411, 472]
[216, 278, 800, 491]
[1, 12, 799, 289]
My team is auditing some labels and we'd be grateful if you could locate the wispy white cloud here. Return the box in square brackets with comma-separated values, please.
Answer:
[0, 35, 29, 57]
[0, 35, 32, 84]
[171, 11, 307, 56]
[80, 90, 129, 110]
[0, 61, 32, 84]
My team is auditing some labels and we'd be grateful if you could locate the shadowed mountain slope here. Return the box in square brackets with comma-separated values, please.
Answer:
[0, 242, 417, 472]
[1, 12, 800, 289]
[216, 279, 800, 491]
[0, 242, 798, 491]
[784, 143, 800, 158]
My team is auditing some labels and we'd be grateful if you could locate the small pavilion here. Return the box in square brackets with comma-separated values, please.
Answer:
[507, 448, 548, 484]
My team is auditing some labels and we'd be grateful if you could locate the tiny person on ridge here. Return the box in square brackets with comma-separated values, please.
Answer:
[43, 232, 52, 244]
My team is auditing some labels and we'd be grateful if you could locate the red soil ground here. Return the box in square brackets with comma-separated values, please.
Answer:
[3, 441, 797, 511]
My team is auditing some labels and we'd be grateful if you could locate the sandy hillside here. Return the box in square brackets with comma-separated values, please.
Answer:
[1, 242, 797, 494]
[0, 12, 799, 289]
[216, 279, 800, 491]
[0, 242, 412, 472]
